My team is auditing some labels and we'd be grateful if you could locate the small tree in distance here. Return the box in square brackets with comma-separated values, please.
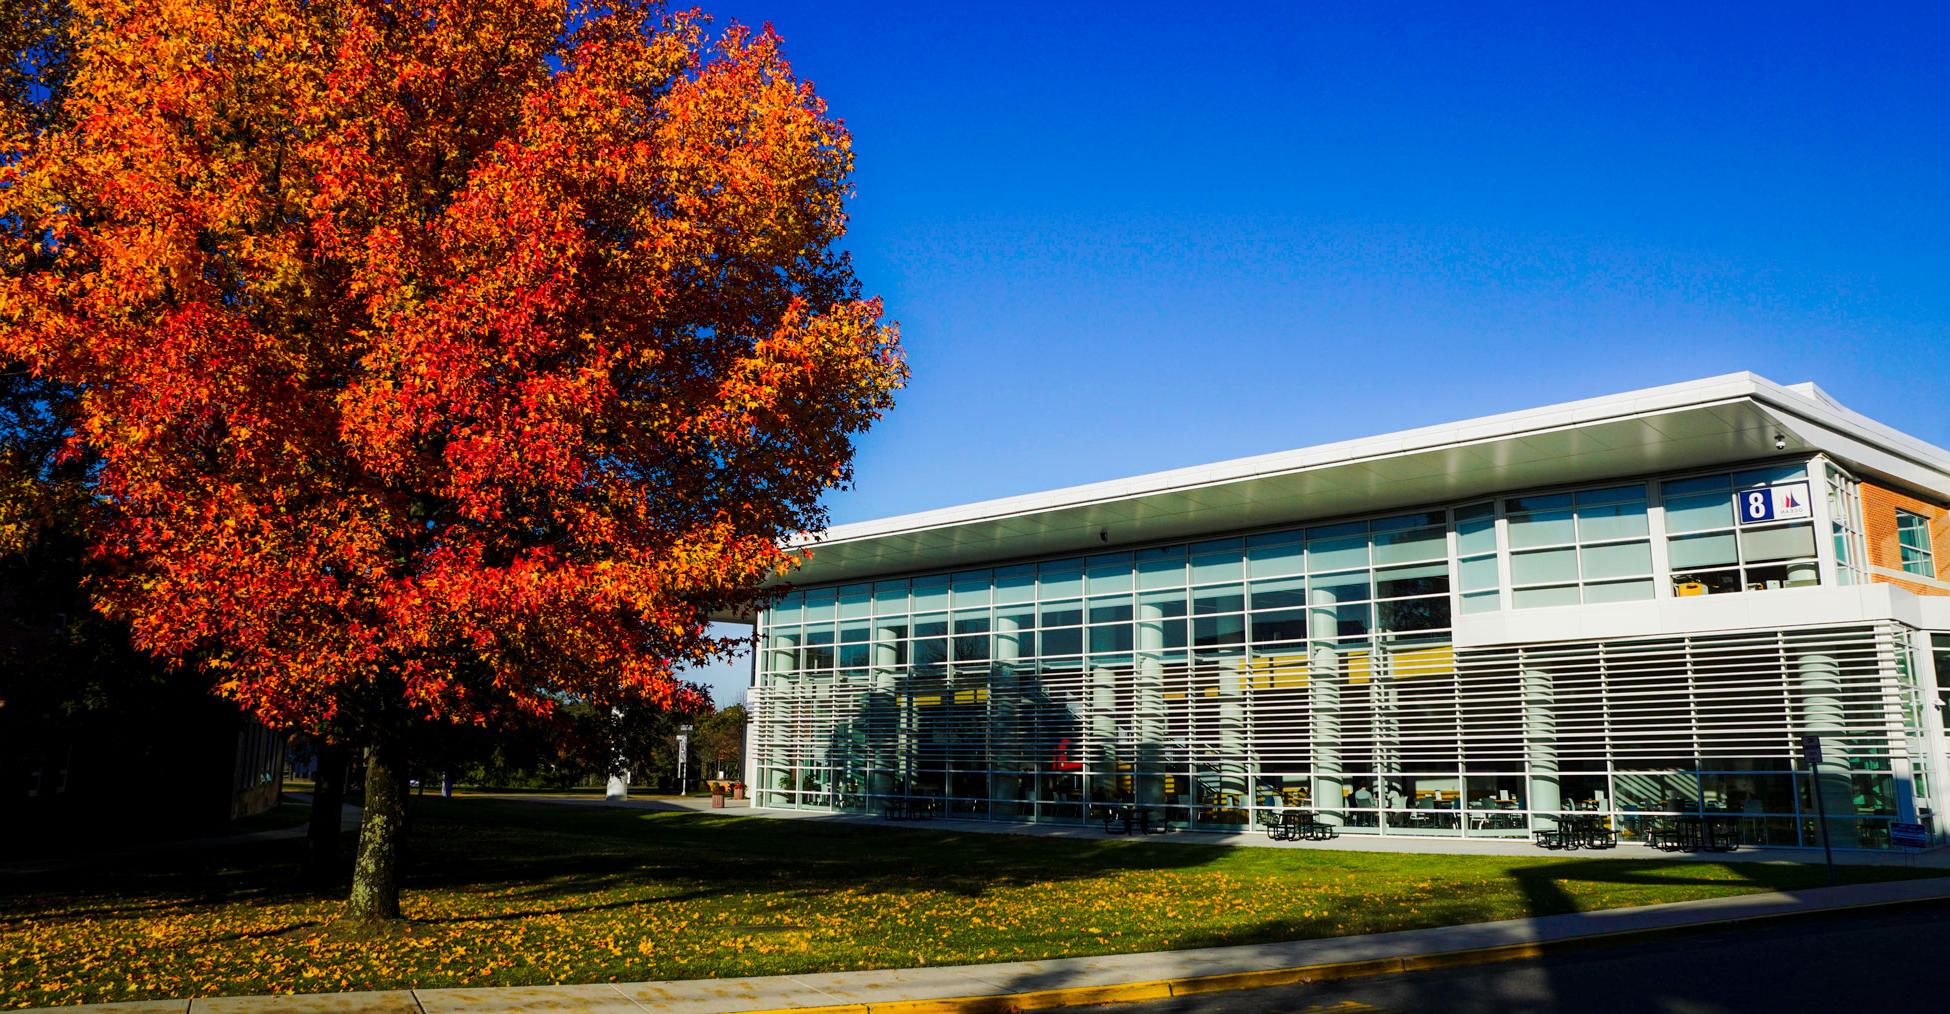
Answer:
[695, 702, 749, 781]
[0, 0, 902, 922]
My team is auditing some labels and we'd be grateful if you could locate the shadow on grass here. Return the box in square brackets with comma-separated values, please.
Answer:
[397, 797, 1240, 915]
[2, 794, 1930, 945]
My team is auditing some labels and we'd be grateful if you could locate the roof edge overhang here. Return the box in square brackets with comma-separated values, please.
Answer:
[713, 372, 1950, 620]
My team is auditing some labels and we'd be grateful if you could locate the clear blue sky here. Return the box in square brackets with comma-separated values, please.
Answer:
[684, 2, 1950, 706]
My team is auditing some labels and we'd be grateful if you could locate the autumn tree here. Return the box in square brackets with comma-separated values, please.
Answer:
[0, 0, 902, 921]
[694, 702, 748, 780]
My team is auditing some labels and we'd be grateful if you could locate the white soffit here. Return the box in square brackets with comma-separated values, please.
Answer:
[773, 372, 1950, 592]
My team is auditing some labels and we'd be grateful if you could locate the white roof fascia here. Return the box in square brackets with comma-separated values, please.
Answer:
[723, 372, 1950, 612]
[801, 372, 1950, 552]
[1748, 376, 1950, 496]
[801, 372, 1766, 550]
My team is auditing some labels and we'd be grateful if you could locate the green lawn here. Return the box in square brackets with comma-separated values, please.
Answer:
[0, 797, 1934, 1008]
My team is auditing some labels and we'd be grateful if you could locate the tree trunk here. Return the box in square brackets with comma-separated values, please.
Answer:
[306, 738, 350, 884]
[345, 737, 408, 921]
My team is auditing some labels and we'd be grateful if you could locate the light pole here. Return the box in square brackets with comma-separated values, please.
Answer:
[677, 724, 694, 796]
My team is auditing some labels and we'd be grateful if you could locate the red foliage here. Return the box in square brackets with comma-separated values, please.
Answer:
[0, 1, 903, 733]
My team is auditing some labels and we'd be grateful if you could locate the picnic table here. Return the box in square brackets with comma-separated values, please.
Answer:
[1100, 804, 1165, 835]
[1264, 809, 1338, 842]
[1650, 814, 1738, 852]
[1534, 814, 1617, 850]
[880, 798, 938, 821]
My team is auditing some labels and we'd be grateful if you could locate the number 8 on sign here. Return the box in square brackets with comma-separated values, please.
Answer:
[1743, 490, 1773, 522]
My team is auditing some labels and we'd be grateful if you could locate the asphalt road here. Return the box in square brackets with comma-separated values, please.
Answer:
[1106, 900, 1950, 1013]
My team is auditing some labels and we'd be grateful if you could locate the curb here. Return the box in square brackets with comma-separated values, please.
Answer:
[729, 891, 1949, 1014]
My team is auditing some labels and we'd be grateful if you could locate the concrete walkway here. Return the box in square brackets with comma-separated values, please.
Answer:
[750, 807, 1950, 868]
[476, 791, 1950, 869]
[461, 792, 750, 814]
[39, 872, 1950, 1013]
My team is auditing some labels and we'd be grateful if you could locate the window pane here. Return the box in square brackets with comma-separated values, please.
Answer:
[993, 565, 1036, 604]
[1193, 585, 1245, 615]
[1455, 503, 1497, 556]
[1896, 511, 1936, 577]
[1511, 547, 1578, 585]
[1459, 555, 1499, 593]
[953, 632, 990, 662]
[1577, 500, 1649, 541]
[1576, 484, 1645, 506]
[1039, 560, 1083, 599]
[1041, 628, 1082, 655]
[950, 571, 991, 606]
[1372, 525, 1445, 565]
[995, 608, 1034, 632]
[1507, 493, 1572, 513]
[1663, 492, 1734, 534]
[1038, 600, 1082, 627]
[1089, 624, 1134, 653]
[1246, 533, 1305, 578]
[838, 584, 872, 618]
[1375, 562, 1449, 599]
[1307, 534, 1370, 573]
[1512, 585, 1580, 609]
[1139, 589, 1187, 618]
[1134, 546, 1185, 590]
[1739, 524, 1817, 563]
[1672, 570, 1741, 596]
[1662, 474, 1729, 497]
[1314, 603, 1370, 637]
[1087, 597, 1132, 623]
[1192, 615, 1245, 647]
[1378, 597, 1450, 632]
[1580, 540, 1652, 580]
[1250, 609, 1309, 643]
[1733, 463, 1805, 487]
[1310, 571, 1370, 603]
[872, 581, 908, 614]
[912, 614, 947, 638]
[1250, 576, 1306, 610]
[1668, 531, 1738, 569]
[1584, 579, 1654, 603]
[1086, 553, 1133, 594]
[1460, 590, 1501, 614]
[1190, 539, 1245, 583]
[1507, 508, 1574, 549]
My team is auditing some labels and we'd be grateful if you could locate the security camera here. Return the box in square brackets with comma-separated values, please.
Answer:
[1774, 434, 1788, 451]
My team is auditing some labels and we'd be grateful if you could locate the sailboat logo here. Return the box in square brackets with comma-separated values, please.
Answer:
[1769, 483, 1811, 520]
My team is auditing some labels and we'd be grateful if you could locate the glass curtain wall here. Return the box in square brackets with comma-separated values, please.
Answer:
[752, 459, 1917, 847]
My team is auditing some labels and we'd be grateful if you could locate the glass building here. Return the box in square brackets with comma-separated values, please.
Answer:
[742, 374, 1950, 850]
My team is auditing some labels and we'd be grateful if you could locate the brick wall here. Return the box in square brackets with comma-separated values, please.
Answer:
[1860, 482, 1950, 595]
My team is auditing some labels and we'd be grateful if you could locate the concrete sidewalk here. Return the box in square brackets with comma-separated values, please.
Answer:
[33, 872, 1950, 1014]
[462, 792, 750, 814]
[753, 808, 1950, 868]
[473, 791, 1950, 869]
